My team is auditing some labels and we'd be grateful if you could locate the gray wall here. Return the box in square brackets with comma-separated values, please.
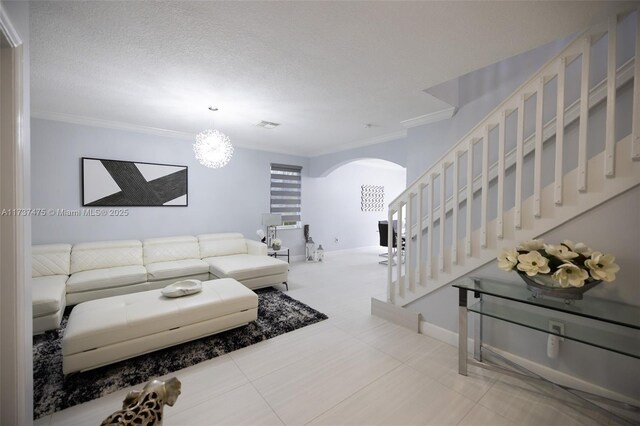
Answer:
[409, 186, 640, 398]
[31, 119, 407, 256]
[31, 118, 309, 254]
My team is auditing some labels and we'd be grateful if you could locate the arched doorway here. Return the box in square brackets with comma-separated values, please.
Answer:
[303, 158, 406, 253]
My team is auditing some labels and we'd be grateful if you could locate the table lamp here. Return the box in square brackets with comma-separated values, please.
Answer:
[261, 213, 283, 246]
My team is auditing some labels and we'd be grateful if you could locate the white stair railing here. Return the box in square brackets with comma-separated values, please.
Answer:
[387, 9, 640, 307]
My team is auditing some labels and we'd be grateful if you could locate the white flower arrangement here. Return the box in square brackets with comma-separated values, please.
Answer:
[272, 238, 282, 246]
[497, 239, 620, 288]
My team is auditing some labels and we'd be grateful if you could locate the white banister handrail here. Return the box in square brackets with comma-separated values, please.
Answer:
[402, 56, 635, 237]
[389, 21, 610, 209]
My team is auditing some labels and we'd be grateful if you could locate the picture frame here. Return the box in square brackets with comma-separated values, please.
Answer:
[361, 185, 384, 211]
[81, 157, 188, 207]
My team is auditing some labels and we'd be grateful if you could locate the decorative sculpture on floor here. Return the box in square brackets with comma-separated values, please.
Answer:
[101, 377, 182, 426]
[304, 224, 311, 243]
[304, 224, 317, 261]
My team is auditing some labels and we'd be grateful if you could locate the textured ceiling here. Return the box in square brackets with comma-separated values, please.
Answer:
[30, 1, 631, 156]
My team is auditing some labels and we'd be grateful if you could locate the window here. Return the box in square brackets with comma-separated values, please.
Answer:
[270, 163, 302, 228]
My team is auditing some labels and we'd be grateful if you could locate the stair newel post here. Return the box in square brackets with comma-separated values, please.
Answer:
[439, 163, 447, 272]
[427, 175, 434, 278]
[452, 152, 460, 265]
[387, 208, 395, 303]
[515, 94, 525, 229]
[397, 203, 404, 298]
[555, 57, 566, 205]
[606, 15, 617, 177]
[416, 183, 424, 286]
[481, 127, 489, 248]
[465, 140, 474, 256]
[406, 193, 414, 293]
[534, 76, 544, 218]
[578, 36, 591, 192]
[633, 8, 640, 161]
[497, 111, 506, 239]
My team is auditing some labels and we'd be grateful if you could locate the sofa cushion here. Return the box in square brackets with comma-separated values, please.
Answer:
[32, 275, 67, 317]
[204, 254, 288, 281]
[143, 236, 200, 265]
[71, 240, 143, 274]
[63, 278, 258, 356]
[145, 259, 209, 281]
[198, 233, 247, 258]
[66, 265, 147, 293]
[32, 244, 71, 277]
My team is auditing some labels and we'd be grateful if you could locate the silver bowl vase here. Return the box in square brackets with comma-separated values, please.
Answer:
[518, 272, 602, 301]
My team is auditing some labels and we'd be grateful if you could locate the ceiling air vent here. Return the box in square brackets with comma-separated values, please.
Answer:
[256, 120, 280, 129]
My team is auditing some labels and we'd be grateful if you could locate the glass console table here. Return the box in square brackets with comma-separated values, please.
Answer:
[453, 277, 640, 424]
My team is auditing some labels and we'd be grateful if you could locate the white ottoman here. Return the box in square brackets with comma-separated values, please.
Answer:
[62, 278, 258, 374]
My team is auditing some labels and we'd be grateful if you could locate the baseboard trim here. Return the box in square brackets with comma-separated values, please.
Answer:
[419, 320, 639, 406]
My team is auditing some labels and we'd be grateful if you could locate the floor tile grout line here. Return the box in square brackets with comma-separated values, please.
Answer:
[158, 356, 253, 418]
[229, 323, 354, 383]
[350, 323, 447, 365]
[430, 365, 502, 404]
[454, 402, 509, 426]
[229, 355, 287, 426]
[165, 379, 251, 418]
[302, 362, 407, 426]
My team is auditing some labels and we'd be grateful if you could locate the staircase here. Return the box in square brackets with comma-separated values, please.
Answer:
[386, 9, 640, 307]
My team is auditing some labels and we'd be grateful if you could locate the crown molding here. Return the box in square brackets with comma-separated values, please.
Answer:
[31, 111, 196, 141]
[31, 111, 312, 157]
[32, 111, 407, 158]
[308, 129, 407, 157]
[400, 106, 457, 128]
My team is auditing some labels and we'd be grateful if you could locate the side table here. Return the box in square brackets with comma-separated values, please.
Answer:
[267, 246, 290, 263]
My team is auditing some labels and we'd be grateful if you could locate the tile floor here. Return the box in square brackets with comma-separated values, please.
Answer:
[35, 247, 625, 426]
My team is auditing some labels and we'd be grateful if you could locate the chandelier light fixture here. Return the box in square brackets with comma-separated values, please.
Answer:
[193, 107, 234, 168]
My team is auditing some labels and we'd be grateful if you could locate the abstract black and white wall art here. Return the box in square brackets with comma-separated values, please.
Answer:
[361, 185, 384, 211]
[82, 158, 188, 206]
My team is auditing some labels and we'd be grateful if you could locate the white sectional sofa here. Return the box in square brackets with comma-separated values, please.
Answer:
[32, 244, 71, 334]
[67, 240, 147, 305]
[144, 236, 210, 287]
[32, 233, 288, 334]
[200, 233, 288, 290]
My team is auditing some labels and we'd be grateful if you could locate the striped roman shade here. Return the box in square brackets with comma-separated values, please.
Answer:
[270, 163, 302, 227]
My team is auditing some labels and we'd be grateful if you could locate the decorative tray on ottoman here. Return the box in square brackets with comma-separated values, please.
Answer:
[161, 279, 203, 298]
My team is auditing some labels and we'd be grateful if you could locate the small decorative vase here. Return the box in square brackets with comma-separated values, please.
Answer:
[272, 243, 281, 251]
[518, 272, 602, 301]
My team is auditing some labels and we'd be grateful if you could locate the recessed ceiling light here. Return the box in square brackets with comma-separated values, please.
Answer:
[256, 120, 280, 129]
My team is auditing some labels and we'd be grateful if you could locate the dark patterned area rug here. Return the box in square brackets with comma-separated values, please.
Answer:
[33, 287, 327, 419]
